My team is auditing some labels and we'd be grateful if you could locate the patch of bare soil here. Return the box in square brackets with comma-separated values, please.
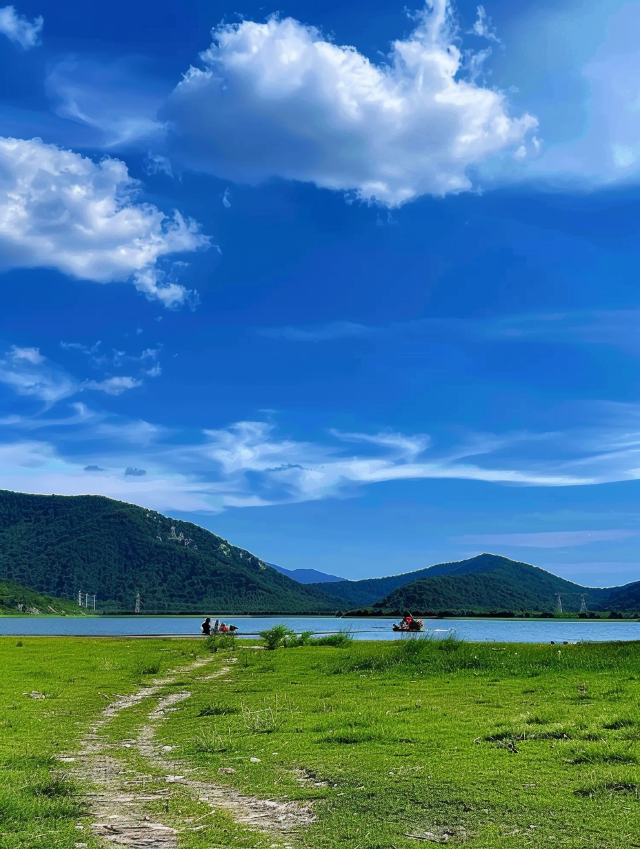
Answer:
[62, 655, 313, 848]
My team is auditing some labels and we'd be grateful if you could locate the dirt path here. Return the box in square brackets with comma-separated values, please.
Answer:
[62, 654, 313, 848]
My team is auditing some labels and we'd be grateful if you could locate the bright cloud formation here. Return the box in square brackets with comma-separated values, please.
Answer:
[0, 136, 209, 306]
[2, 408, 640, 516]
[0, 5, 42, 49]
[165, 0, 537, 205]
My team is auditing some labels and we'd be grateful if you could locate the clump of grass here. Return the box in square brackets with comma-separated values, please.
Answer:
[132, 658, 161, 677]
[314, 631, 353, 647]
[568, 748, 637, 765]
[241, 695, 292, 732]
[603, 717, 636, 730]
[198, 702, 240, 717]
[324, 731, 380, 744]
[194, 726, 233, 753]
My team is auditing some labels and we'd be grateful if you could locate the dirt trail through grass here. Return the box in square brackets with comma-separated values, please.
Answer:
[64, 654, 313, 848]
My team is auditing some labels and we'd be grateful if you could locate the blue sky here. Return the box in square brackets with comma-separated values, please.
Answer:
[0, 0, 639, 586]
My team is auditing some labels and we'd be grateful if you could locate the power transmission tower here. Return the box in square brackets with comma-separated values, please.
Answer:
[78, 590, 82, 607]
[555, 593, 563, 614]
[134, 592, 141, 614]
[579, 594, 587, 614]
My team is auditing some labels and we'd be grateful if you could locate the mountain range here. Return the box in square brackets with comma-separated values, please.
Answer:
[0, 490, 340, 614]
[1, 489, 638, 615]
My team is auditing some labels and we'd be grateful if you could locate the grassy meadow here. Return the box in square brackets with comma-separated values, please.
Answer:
[1, 634, 639, 848]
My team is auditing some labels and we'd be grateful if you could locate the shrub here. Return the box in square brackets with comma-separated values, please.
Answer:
[260, 624, 296, 650]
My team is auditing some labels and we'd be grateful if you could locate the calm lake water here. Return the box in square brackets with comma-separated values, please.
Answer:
[0, 616, 639, 643]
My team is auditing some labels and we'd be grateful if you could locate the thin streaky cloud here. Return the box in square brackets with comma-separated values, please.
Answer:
[259, 322, 370, 342]
[455, 530, 639, 548]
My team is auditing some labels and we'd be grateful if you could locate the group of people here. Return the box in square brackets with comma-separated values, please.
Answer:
[392, 613, 424, 632]
[201, 617, 237, 635]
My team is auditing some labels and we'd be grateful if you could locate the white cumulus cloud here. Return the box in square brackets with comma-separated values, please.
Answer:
[0, 5, 42, 50]
[164, 0, 536, 206]
[0, 136, 210, 307]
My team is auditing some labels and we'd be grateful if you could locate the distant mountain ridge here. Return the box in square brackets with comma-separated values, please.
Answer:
[0, 490, 343, 614]
[267, 563, 346, 584]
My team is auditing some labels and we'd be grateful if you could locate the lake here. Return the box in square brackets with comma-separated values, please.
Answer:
[0, 615, 639, 643]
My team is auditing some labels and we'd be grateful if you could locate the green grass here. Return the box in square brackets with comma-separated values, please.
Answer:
[2, 635, 640, 848]
[0, 637, 203, 849]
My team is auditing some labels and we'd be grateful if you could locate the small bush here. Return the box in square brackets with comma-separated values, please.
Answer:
[260, 624, 296, 650]
[204, 634, 236, 652]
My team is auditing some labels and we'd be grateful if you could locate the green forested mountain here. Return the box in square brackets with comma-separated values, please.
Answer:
[314, 553, 622, 613]
[0, 490, 342, 614]
[0, 578, 85, 616]
[370, 554, 612, 614]
[601, 580, 640, 613]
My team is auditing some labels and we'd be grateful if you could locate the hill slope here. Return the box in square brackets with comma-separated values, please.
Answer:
[316, 553, 620, 612]
[0, 579, 85, 616]
[372, 555, 611, 614]
[0, 490, 343, 614]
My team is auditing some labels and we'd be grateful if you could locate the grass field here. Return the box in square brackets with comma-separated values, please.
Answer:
[1, 635, 639, 848]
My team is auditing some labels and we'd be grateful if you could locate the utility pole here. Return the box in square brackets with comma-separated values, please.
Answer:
[555, 593, 563, 615]
[135, 592, 141, 614]
[579, 594, 587, 614]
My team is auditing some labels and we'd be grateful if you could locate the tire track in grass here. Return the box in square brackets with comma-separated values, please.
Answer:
[61, 654, 313, 848]
[136, 667, 315, 837]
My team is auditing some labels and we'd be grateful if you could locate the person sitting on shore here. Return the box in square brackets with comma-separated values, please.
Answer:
[219, 622, 228, 633]
[213, 619, 220, 633]
[201, 617, 212, 636]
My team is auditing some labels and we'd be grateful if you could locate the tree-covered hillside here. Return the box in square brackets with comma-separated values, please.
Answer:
[0, 579, 86, 616]
[319, 553, 621, 612]
[0, 490, 342, 614]
[372, 556, 612, 615]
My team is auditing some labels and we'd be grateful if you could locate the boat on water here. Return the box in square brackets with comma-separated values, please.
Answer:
[392, 618, 424, 632]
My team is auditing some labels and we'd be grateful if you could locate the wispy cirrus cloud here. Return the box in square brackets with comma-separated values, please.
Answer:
[2, 401, 640, 515]
[0, 346, 77, 403]
[260, 322, 370, 342]
[259, 310, 640, 354]
[0, 5, 42, 50]
[61, 341, 163, 377]
[455, 530, 639, 549]
[0, 345, 146, 403]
